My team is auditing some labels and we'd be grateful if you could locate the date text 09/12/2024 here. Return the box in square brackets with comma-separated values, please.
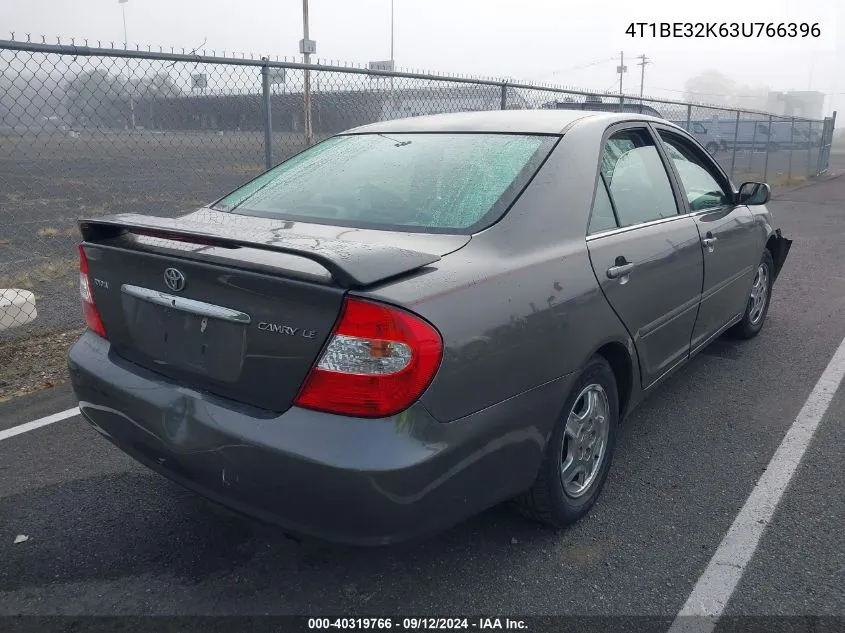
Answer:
[625, 22, 821, 38]
[307, 618, 527, 630]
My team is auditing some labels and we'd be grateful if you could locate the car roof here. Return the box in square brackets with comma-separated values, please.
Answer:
[345, 109, 670, 136]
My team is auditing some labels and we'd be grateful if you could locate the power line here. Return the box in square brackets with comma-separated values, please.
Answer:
[529, 57, 615, 80]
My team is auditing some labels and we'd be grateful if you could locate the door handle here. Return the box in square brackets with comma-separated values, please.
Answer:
[606, 262, 635, 279]
[702, 236, 718, 251]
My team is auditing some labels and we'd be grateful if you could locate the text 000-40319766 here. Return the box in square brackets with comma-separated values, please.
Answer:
[306, 618, 529, 630]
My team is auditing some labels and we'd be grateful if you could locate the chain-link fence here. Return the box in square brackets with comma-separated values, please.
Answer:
[0, 37, 837, 339]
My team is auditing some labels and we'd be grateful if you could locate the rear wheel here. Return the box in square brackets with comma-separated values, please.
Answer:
[513, 356, 619, 528]
[728, 249, 774, 340]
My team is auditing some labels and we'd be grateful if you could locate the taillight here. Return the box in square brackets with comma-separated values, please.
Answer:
[78, 244, 107, 338]
[294, 298, 443, 418]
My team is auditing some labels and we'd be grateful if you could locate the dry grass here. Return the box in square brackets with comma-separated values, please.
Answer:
[770, 173, 809, 188]
[37, 226, 60, 238]
[0, 257, 77, 290]
[36, 197, 70, 206]
[76, 204, 108, 216]
[195, 164, 263, 177]
[0, 327, 84, 401]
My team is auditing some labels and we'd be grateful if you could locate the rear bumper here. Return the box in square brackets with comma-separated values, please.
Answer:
[68, 332, 572, 546]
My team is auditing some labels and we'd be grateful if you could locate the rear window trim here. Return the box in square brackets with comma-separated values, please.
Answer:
[209, 131, 561, 236]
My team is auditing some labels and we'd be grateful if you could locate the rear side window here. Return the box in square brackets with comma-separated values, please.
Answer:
[601, 129, 679, 227]
[588, 176, 618, 234]
[213, 133, 556, 233]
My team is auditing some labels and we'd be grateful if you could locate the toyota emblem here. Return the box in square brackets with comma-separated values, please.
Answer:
[163, 268, 186, 292]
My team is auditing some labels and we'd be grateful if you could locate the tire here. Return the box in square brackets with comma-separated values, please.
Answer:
[513, 356, 619, 528]
[705, 142, 719, 155]
[728, 249, 774, 340]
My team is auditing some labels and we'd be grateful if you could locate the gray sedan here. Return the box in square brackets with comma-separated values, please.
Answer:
[68, 110, 792, 545]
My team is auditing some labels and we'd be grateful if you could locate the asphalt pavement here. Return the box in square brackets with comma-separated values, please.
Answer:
[1, 174, 844, 623]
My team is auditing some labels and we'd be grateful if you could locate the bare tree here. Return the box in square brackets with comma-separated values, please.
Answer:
[732, 84, 771, 111]
[684, 70, 735, 107]
[135, 72, 182, 98]
[64, 69, 124, 127]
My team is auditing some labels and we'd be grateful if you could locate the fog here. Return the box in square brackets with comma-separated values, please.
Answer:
[5, 0, 844, 115]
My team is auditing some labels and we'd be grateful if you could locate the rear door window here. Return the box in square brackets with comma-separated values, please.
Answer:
[588, 176, 618, 234]
[601, 129, 679, 227]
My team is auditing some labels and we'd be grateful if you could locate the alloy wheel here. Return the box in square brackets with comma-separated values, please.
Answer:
[748, 263, 769, 325]
[560, 384, 611, 498]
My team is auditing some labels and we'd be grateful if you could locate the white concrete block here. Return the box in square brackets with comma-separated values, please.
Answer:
[0, 288, 38, 330]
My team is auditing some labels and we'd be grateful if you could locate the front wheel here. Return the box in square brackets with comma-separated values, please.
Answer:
[728, 249, 774, 340]
[513, 356, 619, 528]
[705, 141, 719, 155]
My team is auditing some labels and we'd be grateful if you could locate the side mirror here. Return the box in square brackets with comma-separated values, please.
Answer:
[737, 181, 771, 206]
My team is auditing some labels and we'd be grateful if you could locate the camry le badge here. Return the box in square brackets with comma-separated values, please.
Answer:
[163, 268, 186, 292]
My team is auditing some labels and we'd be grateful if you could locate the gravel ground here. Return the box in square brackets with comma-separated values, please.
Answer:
[0, 327, 83, 402]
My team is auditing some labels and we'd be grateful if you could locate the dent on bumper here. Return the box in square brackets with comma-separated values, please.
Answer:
[68, 332, 571, 545]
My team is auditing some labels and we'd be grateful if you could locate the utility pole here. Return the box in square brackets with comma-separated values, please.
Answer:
[637, 54, 651, 100]
[390, 0, 395, 97]
[300, 0, 316, 146]
[617, 51, 627, 96]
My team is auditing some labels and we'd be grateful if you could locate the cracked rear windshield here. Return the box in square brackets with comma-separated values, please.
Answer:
[212, 133, 556, 233]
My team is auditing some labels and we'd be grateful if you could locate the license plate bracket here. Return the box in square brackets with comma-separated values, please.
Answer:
[122, 295, 247, 383]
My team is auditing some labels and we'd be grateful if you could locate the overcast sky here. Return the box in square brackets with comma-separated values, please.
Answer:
[7, 0, 844, 114]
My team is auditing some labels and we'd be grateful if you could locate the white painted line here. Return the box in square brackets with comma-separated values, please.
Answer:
[668, 333, 845, 633]
[0, 407, 80, 442]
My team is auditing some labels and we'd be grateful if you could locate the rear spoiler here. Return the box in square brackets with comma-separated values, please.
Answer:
[79, 213, 441, 289]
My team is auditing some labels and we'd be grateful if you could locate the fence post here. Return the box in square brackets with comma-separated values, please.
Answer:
[763, 115, 772, 183]
[500, 82, 507, 110]
[787, 117, 795, 181]
[746, 117, 758, 175]
[819, 111, 837, 174]
[685, 104, 691, 131]
[261, 61, 273, 170]
[816, 117, 829, 175]
[729, 111, 740, 179]
[807, 120, 813, 177]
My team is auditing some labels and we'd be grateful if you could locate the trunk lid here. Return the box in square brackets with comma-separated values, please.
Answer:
[80, 209, 467, 412]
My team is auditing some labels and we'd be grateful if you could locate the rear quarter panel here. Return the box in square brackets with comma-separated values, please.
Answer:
[360, 117, 637, 423]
